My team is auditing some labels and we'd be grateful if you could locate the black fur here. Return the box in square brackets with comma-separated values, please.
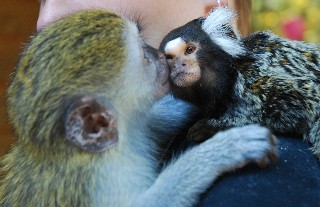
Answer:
[160, 19, 238, 118]
[160, 17, 320, 156]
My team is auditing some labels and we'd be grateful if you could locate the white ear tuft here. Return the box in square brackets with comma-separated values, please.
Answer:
[202, 6, 237, 37]
[202, 6, 245, 57]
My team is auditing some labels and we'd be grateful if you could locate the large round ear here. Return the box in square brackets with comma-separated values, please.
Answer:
[65, 96, 118, 152]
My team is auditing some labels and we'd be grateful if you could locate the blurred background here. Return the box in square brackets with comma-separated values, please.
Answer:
[0, 0, 319, 156]
[252, 0, 320, 43]
[0, 0, 39, 156]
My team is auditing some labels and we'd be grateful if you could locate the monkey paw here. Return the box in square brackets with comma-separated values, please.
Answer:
[187, 119, 218, 142]
[213, 124, 279, 168]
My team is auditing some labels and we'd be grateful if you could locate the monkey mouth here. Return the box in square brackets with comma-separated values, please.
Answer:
[157, 53, 170, 81]
[150, 51, 170, 99]
[161, 78, 169, 87]
[160, 65, 170, 87]
[144, 45, 169, 89]
[170, 70, 198, 87]
[156, 60, 170, 97]
[171, 70, 186, 80]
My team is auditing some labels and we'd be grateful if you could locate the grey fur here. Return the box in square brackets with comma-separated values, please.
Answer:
[1, 10, 278, 207]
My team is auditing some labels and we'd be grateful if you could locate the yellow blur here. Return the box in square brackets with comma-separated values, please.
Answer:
[252, 0, 320, 43]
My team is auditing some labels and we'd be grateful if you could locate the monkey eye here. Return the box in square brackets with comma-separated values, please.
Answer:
[185, 45, 196, 55]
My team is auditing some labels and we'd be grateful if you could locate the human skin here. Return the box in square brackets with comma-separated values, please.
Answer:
[37, 0, 228, 48]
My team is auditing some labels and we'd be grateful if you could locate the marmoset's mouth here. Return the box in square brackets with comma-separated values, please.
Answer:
[170, 67, 199, 88]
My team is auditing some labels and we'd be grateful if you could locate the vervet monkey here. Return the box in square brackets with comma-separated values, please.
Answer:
[1, 10, 277, 207]
[160, 7, 320, 157]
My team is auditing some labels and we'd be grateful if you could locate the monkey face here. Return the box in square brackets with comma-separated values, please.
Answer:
[116, 20, 170, 108]
[142, 43, 170, 98]
[7, 10, 169, 152]
[163, 37, 201, 87]
[159, 14, 239, 110]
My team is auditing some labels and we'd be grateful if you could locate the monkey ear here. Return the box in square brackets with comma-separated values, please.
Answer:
[65, 96, 118, 152]
[202, 7, 245, 57]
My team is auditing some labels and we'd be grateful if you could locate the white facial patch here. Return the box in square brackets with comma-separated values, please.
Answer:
[202, 6, 245, 57]
[164, 37, 186, 56]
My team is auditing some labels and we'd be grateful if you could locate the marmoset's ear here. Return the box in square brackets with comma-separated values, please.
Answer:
[202, 6, 245, 57]
[65, 96, 118, 152]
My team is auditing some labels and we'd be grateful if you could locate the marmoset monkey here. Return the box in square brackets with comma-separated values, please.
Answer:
[1, 10, 277, 207]
[160, 7, 320, 157]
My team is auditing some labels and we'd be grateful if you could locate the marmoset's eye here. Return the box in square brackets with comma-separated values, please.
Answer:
[185, 45, 196, 55]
